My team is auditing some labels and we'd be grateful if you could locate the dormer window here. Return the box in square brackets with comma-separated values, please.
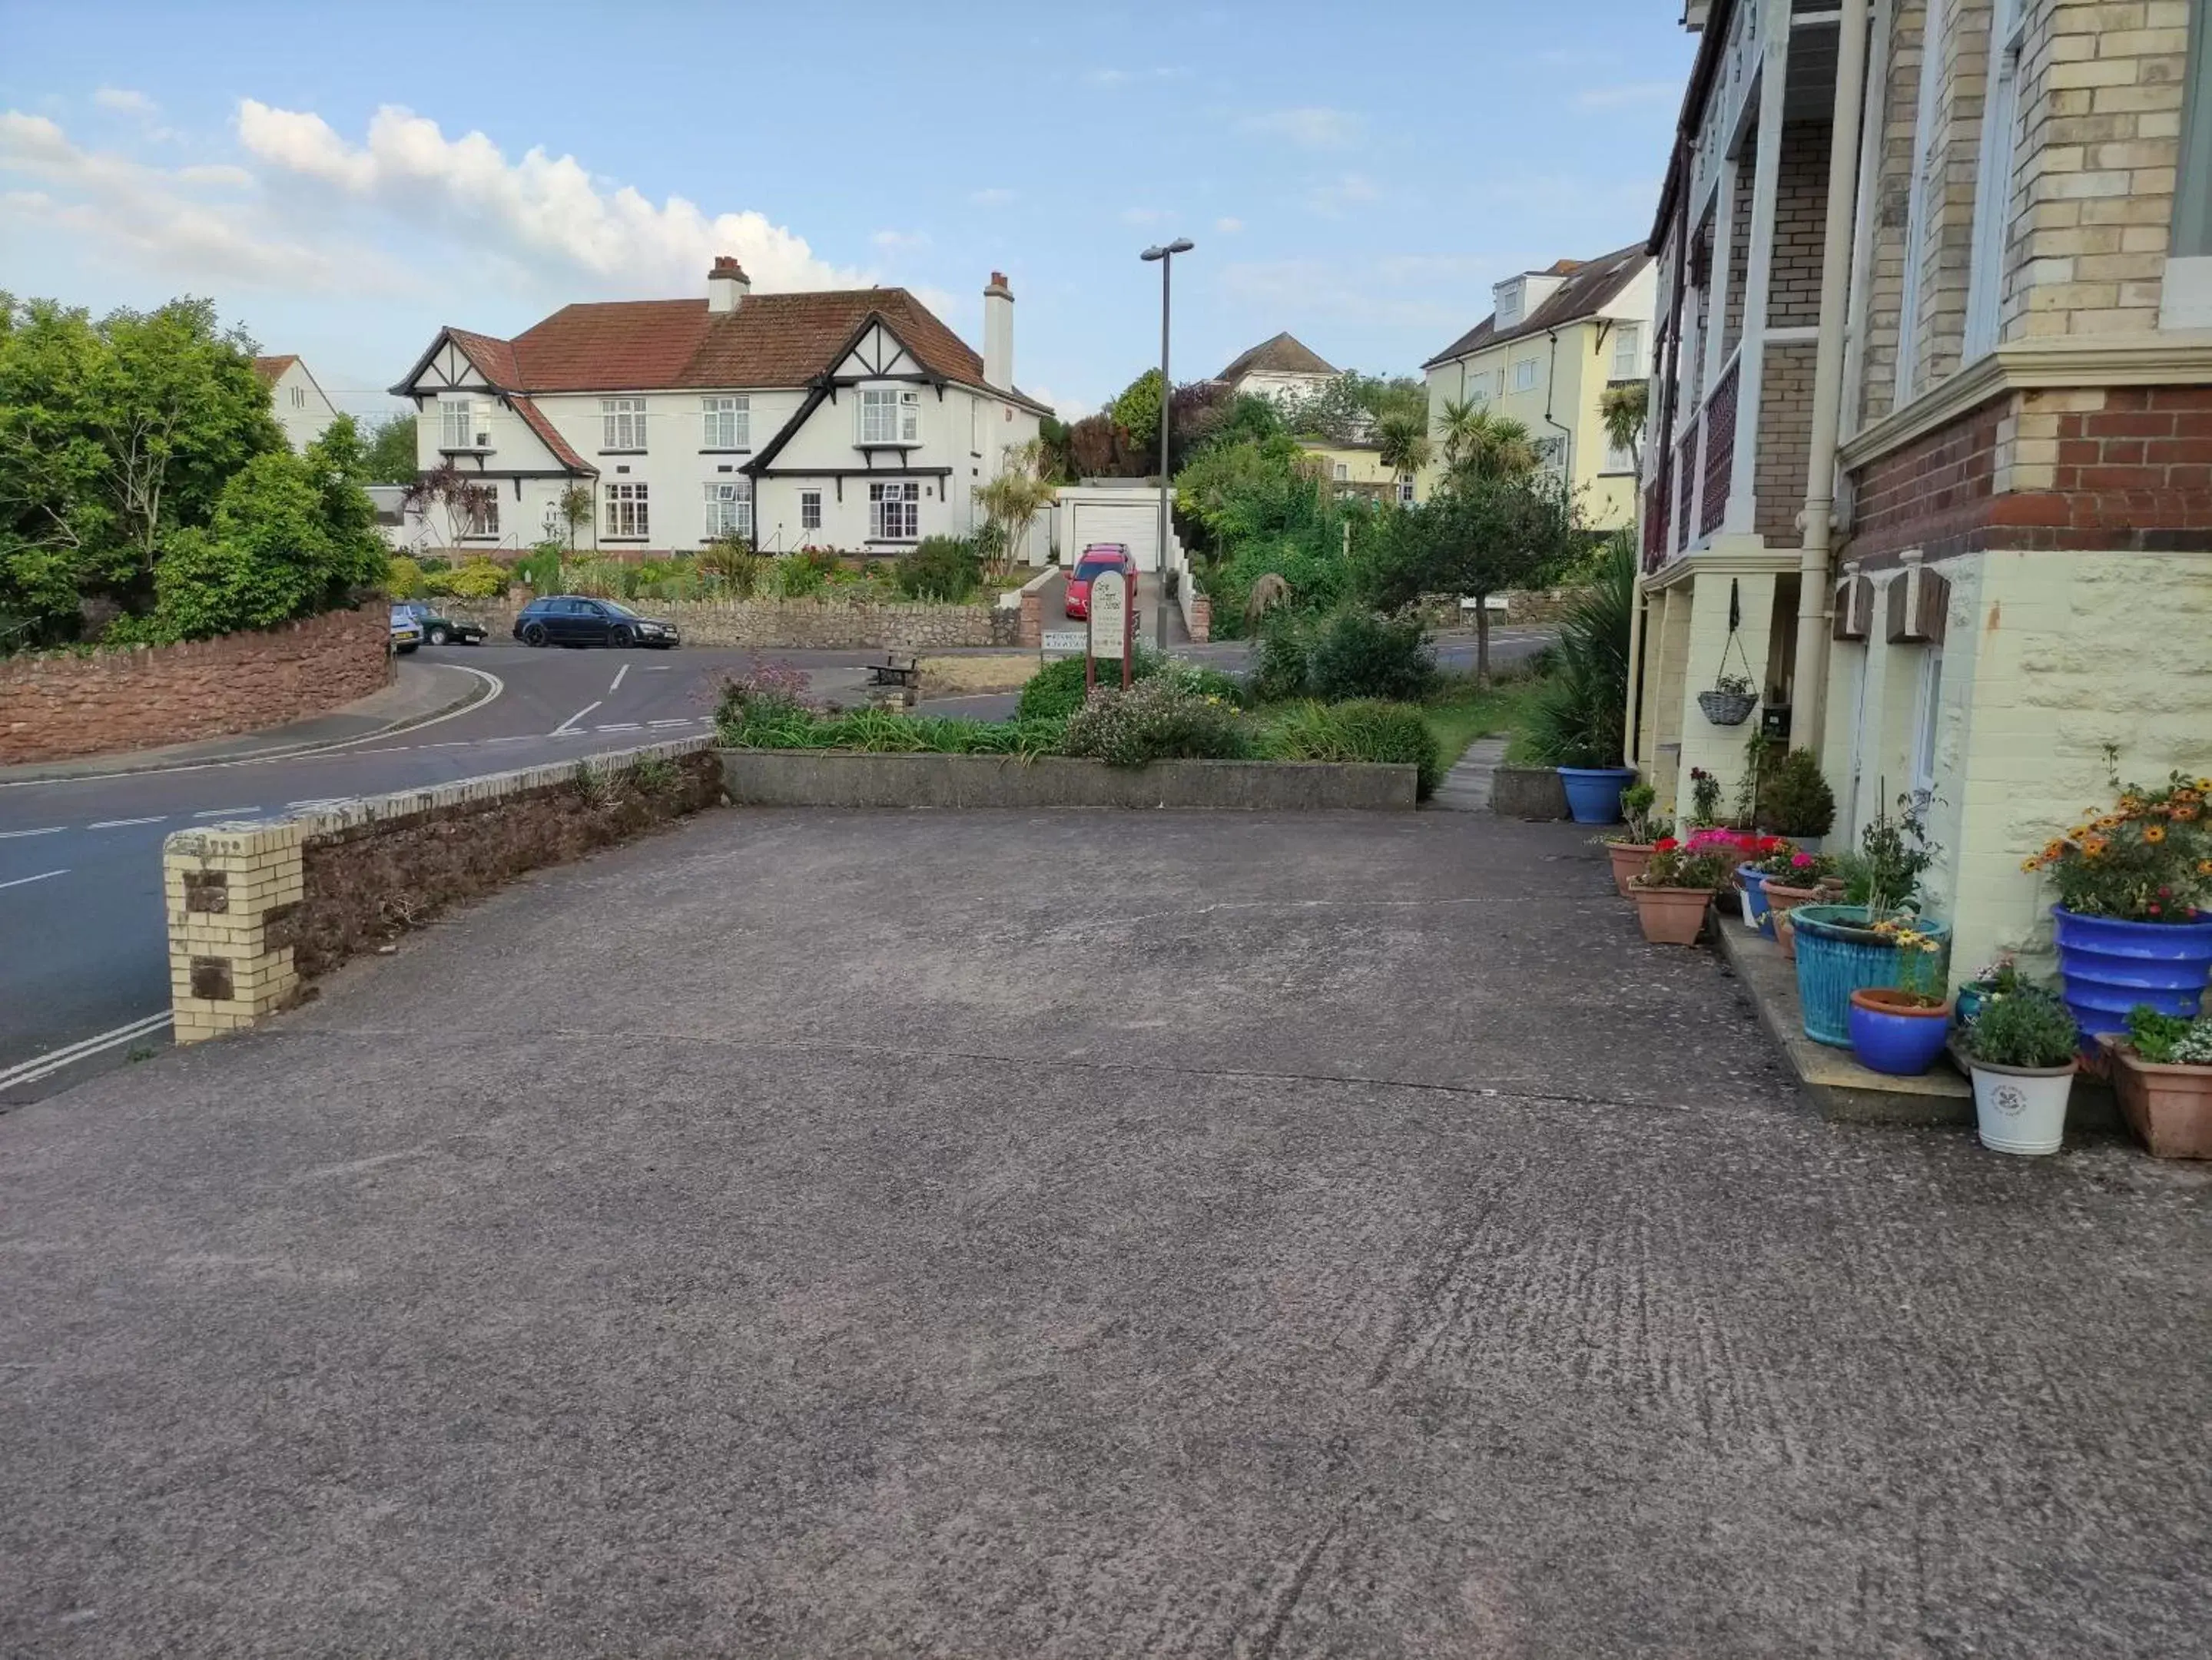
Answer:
[1495, 281, 1524, 330]
[857, 386, 920, 446]
[439, 397, 489, 452]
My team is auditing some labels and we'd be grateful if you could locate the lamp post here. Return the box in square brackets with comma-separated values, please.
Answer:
[1140, 237, 1193, 652]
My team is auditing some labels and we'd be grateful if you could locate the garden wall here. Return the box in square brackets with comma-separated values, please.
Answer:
[720, 750, 1417, 811]
[1, 605, 391, 767]
[448, 597, 1016, 651]
[163, 738, 720, 1042]
[1411, 588, 1592, 631]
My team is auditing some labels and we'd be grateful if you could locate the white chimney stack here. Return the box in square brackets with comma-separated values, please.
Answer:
[983, 270, 1013, 392]
[708, 256, 751, 314]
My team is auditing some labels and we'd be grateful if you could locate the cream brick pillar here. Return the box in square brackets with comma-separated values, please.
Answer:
[164, 823, 304, 1043]
[1677, 568, 1781, 813]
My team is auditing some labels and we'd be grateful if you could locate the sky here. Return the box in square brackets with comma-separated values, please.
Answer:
[0, 0, 1699, 426]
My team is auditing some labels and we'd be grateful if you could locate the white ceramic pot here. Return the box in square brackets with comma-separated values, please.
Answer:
[1969, 1059, 2075, 1155]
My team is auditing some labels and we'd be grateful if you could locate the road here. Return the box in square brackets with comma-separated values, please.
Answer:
[1, 627, 1553, 1102]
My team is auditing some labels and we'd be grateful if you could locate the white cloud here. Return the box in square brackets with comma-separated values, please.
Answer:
[94, 88, 158, 117]
[1214, 216, 1244, 234]
[1305, 172, 1380, 217]
[871, 227, 928, 250]
[0, 111, 397, 293]
[1575, 81, 1681, 110]
[234, 100, 866, 296]
[970, 186, 1016, 207]
[1236, 107, 1361, 151]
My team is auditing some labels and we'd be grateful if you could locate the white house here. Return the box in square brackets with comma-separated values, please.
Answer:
[1215, 333, 1339, 407]
[253, 355, 340, 452]
[388, 260, 1051, 558]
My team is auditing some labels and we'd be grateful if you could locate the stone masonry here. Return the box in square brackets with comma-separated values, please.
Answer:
[165, 823, 305, 1043]
[450, 596, 1009, 651]
[0, 604, 391, 766]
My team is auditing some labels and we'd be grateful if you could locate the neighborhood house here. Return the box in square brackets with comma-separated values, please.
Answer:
[252, 353, 340, 453]
[390, 261, 1051, 557]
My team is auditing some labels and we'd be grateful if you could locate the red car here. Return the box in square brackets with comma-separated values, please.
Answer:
[1065, 544, 1137, 620]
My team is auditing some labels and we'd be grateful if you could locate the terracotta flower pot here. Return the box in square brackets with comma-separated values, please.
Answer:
[2101, 1035, 2212, 1159]
[1631, 884, 1715, 946]
[1605, 840, 1655, 898]
[1763, 880, 1822, 959]
[1776, 909, 1799, 960]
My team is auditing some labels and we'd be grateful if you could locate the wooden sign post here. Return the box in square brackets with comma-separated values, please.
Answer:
[1086, 568, 1133, 691]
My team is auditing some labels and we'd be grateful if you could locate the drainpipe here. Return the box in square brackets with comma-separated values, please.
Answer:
[1792, 0, 1871, 755]
[1542, 326, 1574, 478]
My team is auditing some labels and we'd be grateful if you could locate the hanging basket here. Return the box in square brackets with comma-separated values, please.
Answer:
[1698, 686, 1757, 726]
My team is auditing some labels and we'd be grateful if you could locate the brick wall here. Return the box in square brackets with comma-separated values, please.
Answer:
[1848, 384, 2212, 562]
[1855, 0, 1934, 427]
[1722, 151, 1755, 356]
[1769, 121, 1832, 330]
[1, 605, 392, 767]
[1907, 0, 1995, 393]
[1754, 342, 1819, 545]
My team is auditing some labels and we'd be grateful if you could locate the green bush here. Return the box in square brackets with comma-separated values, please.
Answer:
[427, 558, 507, 601]
[1305, 609, 1438, 704]
[1014, 648, 1166, 721]
[1264, 699, 1442, 798]
[1757, 747, 1836, 837]
[1250, 614, 1312, 704]
[385, 555, 427, 600]
[1160, 660, 1246, 706]
[1523, 531, 1634, 767]
[719, 703, 1068, 757]
[895, 535, 983, 601]
[1063, 676, 1252, 767]
[1965, 985, 2079, 1069]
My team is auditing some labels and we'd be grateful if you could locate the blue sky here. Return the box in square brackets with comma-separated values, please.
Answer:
[0, 0, 1697, 425]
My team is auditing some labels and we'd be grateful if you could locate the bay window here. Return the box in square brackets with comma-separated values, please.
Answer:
[605, 481, 649, 539]
[858, 386, 921, 445]
[601, 397, 647, 450]
[439, 399, 476, 450]
[869, 481, 920, 540]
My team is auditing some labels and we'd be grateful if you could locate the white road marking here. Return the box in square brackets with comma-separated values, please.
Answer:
[285, 798, 356, 811]
[647, 719, 693, 728]
[0, 1011, 171, 1092]
[595, 723, 642, 732]
[483, 736, 532, 744]
[420, 741, 471, 749]
[0, 826, 65, 840]
[87, 816, 166, 830]
[550, 701, 602, 736]
[0, 868, 67, 891]
[609, 664, 629, 694]
[193, 807, 260, 818]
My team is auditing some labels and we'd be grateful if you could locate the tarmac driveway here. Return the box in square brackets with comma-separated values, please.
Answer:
[2, 808, 2207, 1656]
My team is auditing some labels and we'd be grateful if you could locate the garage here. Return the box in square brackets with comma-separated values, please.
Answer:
[1058, 485, 1167, 572]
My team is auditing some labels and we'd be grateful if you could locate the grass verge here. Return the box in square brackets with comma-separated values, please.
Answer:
[1422, 674, 1550, 773]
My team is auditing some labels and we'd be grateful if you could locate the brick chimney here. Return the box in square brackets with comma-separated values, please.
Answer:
[983, 270, 1013, 392]
[708, 256, 751, 314]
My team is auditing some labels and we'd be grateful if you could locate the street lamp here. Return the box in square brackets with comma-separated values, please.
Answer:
[1140, 237, 1194, 652]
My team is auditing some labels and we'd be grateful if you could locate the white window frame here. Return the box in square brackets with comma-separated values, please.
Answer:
[1895, 0, 1949, 400]
[604, 481, 649, 539]
[868, 480, 920, 540]
[1511, 356, 1540, 393]
[1610, 323, 1641, 381]
[800, 489, 823, 532]
[1603, 434, 1637, 475]
[857, 386, 922, 446]
[1963, 0, 2025, 359]
[1911, 645, 1945, 796]
[703, 480, 752, 540]
[701, 395, 749, 450]
[1333, 461, 1349, 482]
[1396, 474, 1416, 504]
[439, 398, 475, 451]
[601, 397, 647, 451]
[1495, 282, 1523, 330]
[1534, 434, 1568, 475]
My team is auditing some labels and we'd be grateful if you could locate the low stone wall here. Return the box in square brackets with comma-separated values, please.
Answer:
[1411, 588, 1590, 632]
[2, 605, 391, 765]
[449, 596, 1011, 650]
[1491, 766, 1569, 820]
[163, 738, 720, 1042]
[721, 750, 1417, 810]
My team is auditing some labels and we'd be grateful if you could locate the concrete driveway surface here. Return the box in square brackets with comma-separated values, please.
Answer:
[2, 809, 2206, 1657]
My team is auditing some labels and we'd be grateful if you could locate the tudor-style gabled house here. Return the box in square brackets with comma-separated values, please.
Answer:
[389, 260, 1050, 556]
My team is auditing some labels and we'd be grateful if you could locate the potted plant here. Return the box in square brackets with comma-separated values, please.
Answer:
[1697, 671, 1757, 727]
[1628, 837, 1733, 945]
[1600, 782, 1669, 898]
[1735, 836, 1801, 936]
[1791, 792, 1951, 1047]
[1952, 954, 2020, 1028]
[2099, 1005, 2212, 1159]
[1684, 766, 1723, 829]
[1846, 923, 1952, 1075]
[1754, 747, 1837, 853]
[2019, 763, 2212, 1042]
[1960, 983, 2080, 1155]
[1763, 849, 1840, 959]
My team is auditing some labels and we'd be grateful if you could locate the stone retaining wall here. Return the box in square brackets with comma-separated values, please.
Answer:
[1411, 588, 1590, 631]
[2, 605, 391, 765]
[721, 750, 1416, 810]
[449, 596, 1013, 650]
[163, 738, 719, 1042]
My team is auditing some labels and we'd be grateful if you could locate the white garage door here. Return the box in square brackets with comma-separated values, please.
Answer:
[1070, 499, 1162, 571]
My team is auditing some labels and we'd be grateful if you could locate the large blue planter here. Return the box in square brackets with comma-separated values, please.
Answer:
[1847, 991, 1954, 1075]
[1558, 766, 1635, 825]
[1737, 865, 1775, 936]
[2051, 906, 2212, 1041]
[1791, 904, 1952, 1049]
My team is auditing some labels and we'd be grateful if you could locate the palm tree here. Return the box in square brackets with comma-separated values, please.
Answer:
[1436, 402, 1538, 481]
[1599, 381, 1649, 475]
[971, 439, 1060, 575]
[1374, 410, 1432, 494]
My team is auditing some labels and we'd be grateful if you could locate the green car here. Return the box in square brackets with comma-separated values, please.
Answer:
[395, 601, 489, 646]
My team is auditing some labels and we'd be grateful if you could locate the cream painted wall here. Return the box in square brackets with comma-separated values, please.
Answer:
[268, 360, 339, 453]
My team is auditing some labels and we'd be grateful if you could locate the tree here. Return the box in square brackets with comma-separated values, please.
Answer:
[363, 415, 420, 484]
[1109, 367, 1166, 455]
[1374, 411, 1432, 482]
[972, 439, 1059, 573]
[555, 482, 594, 551]
[1279, 372, 1427, 445]
[1600, 380, 1649, 475]
[1365, 469, 1581, 684]
[1524, 532, 1637, 767]
[1435, 400, 1538, 480]
[402, 462, 497, 549]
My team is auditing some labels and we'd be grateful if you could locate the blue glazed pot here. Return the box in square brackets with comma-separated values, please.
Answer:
[2051, 906, 2212, 1041]
[1737, 865, 1775, 936]
[1790, 904, 1952, 1049]
[1558, 766, 1636, 825]
[1848, 989, 1954, 1075]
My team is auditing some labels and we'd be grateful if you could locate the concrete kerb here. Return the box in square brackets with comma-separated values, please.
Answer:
[718, 750, 1418, 810]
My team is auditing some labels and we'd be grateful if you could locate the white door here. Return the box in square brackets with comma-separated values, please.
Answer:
[1070, 499, 1163, 571]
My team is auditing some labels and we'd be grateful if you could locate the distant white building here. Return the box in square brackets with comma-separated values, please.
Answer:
[1215, 333, 1339, 407]
[253, 355, 340, 452]
[388, 260, 1051, 557]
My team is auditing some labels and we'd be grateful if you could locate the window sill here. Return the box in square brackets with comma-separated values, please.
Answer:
[601, 536, 651, 545]
[437, 446, 494, 456]
[598, 449, 648, 457]
[854, 439, 921, 450]
[864, 538, 920, 548]
[698, 447, 753, 456]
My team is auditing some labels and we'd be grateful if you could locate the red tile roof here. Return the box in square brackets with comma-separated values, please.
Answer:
[509, 396, 595, 474]
[250, 353, 298, 385]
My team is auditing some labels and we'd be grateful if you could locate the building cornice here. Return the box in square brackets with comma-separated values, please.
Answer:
[1838, 333, 2212, 471]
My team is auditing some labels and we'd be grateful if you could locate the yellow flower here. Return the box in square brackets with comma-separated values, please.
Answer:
[2042, 840, 2064, 860]
[2084, 835, 2110, 859]
[2021, 857, 2041, 872]
[2097, 815, 2121, 830]
[2068, 826, 2090, 840]
[2198, 859, 2212, 876]
[2145, 824, 2167, 845]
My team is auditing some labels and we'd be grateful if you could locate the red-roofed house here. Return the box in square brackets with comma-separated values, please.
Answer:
[390, 262, 1051, 556]
[252, 355, 340, 453]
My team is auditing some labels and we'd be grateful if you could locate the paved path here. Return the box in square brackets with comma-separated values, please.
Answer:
[1431, 734, 1507, 812]
[2, 808, 2204, 1655]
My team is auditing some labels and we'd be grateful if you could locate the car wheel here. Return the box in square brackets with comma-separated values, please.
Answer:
[522, 622, 548, 646]
[427, 625, 449, 645]
[609, 625, 634, 648]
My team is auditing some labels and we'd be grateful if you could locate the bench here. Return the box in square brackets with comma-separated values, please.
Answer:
[864, 654, 920, 689]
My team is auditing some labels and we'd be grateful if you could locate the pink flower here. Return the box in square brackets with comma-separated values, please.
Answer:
[1791, 853, 1814, 869]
